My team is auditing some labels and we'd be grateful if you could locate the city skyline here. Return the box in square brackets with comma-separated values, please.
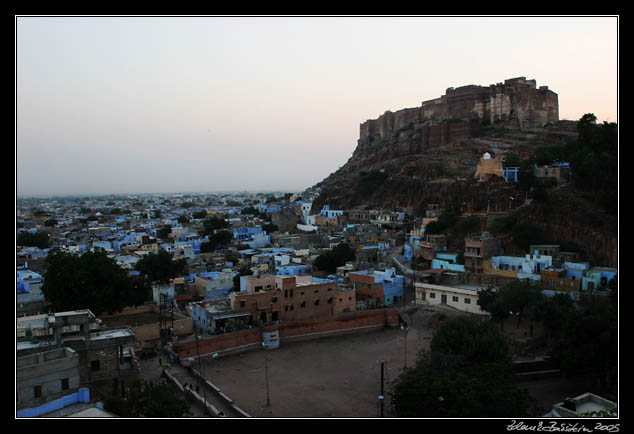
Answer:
[16, 15, 618, 197]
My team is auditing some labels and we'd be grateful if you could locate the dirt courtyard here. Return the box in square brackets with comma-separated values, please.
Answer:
[200, 307, 440, 418]
[191, 306, 592, 418]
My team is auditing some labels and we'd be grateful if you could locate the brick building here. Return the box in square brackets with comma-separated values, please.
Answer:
[230, 275, 355, 326]
[464, 232, 501, 273]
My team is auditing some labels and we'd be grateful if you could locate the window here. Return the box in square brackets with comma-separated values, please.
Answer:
[239, 300, 246, 308]
[314, 289, 319, 294]
[300, 301, 306, 308]
[452, 296, 459, 302]
[429, 292, 436, 299]
[314, 299, 320, 306]
[328, 297, 333, 304]
[91, 360, 101, 371]
[271, 297, 278, 303]
[284, 289, 288, 298]
[464, 297, 471, 304]
[61, 378, 69, 390]
[34, 385, 42, 398]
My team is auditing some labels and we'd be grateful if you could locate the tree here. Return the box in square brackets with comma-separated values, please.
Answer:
[532, 292, 576, 341]
[201, 229, 234, 252]
[157, 225, 172, 241]
[17, 231, 50, 249]
[313, 243, 356, 274]
[477, 287, 510, 330]
[104, 378, 189, 417]
[42, 249, 151, 316]
[499, 279, 543, 327]
[430, 315, 509, 364]
[202, 216, 230, 236]
[550, 302, 618, 389]
[134, 249, 187, 285]
[356, 171, 388, 197]
[512, 222, 549, 252]
[391, 315, 538, 417]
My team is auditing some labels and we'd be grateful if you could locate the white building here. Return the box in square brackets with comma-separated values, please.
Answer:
[414, 282, 488, 315]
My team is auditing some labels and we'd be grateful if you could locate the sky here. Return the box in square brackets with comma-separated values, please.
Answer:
[15, 16, 618, 197]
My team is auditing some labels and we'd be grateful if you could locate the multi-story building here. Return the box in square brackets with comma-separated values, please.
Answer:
[193, 271, 234, 299]
[17, 347, 81, 411]
[464, 232, 501, 273]
[230, 275, 355, 326]
[16, 310, 137, 398]
[348, 268, 404, 307]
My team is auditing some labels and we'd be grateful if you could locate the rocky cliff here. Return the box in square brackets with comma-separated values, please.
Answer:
[309, 78, 617, 267]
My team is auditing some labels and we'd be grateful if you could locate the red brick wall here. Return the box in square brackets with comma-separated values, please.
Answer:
[174, 328, 262, 360]
[172, 309, 401, 361]
[279, 309, 399, 344]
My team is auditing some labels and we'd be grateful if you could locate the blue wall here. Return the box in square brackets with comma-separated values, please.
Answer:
[17, 388, 90, 418]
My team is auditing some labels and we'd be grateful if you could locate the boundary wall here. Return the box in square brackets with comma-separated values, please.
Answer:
[172, 309, 401, 362]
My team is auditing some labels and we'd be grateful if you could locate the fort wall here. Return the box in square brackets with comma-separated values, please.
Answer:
[359, 77, 558, 142]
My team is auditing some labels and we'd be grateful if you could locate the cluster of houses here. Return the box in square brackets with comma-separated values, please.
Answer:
[16, 191, 412, 416]
[16, 186, 617, 417]
[403, 203, 617, 316]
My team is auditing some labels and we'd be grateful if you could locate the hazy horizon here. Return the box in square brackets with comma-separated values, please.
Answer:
[16, 16, 618, 197]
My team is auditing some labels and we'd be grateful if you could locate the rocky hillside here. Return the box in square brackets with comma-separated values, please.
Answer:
[310, 119, 618, 268]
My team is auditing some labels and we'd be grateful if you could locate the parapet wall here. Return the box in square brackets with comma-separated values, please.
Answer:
[172, 309, 401, 361]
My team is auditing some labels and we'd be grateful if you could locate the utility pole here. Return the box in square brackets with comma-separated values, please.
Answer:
[262, 342, 271, 407]
[379, 361, 385, 417]
[194, 329, 207, 409]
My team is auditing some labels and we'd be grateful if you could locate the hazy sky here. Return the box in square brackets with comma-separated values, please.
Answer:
[16, 16, 618, 197]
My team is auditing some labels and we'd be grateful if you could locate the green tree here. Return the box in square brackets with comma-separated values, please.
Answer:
[42, 249, 151, 315]
[391, 316, 538, 417]
[512, 222, 549, 251]
[550, 302, 618, 389]
[356, 170, 388, 197]
[313, 243, 356, 274]
[477, 287, 511, 330]
[134, 249, 187, 285]
[192, 210, 207, 219]
[532, 292, 576, 341]
[503, 152, 522, 167]
[202, 216, 230, 236]
[104, 378, 189, 417]
[499, 279, 543, 327]
[157, 225, 172, 241]
[430, 315, 509, 364]
[17, 231, 50, 249]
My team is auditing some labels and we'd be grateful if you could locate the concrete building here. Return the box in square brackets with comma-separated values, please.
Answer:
[464, 232, 501, 273]
[546, 392, 617, 418]
[193, 271, 234, 299]
[414, 281, 488, 315]
[17, 347, 81, 411]
[349, 268, 404, 307]
[16, 310, 137, 398]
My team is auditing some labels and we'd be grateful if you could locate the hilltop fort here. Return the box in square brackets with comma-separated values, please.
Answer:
[357, 77, 559, 151]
